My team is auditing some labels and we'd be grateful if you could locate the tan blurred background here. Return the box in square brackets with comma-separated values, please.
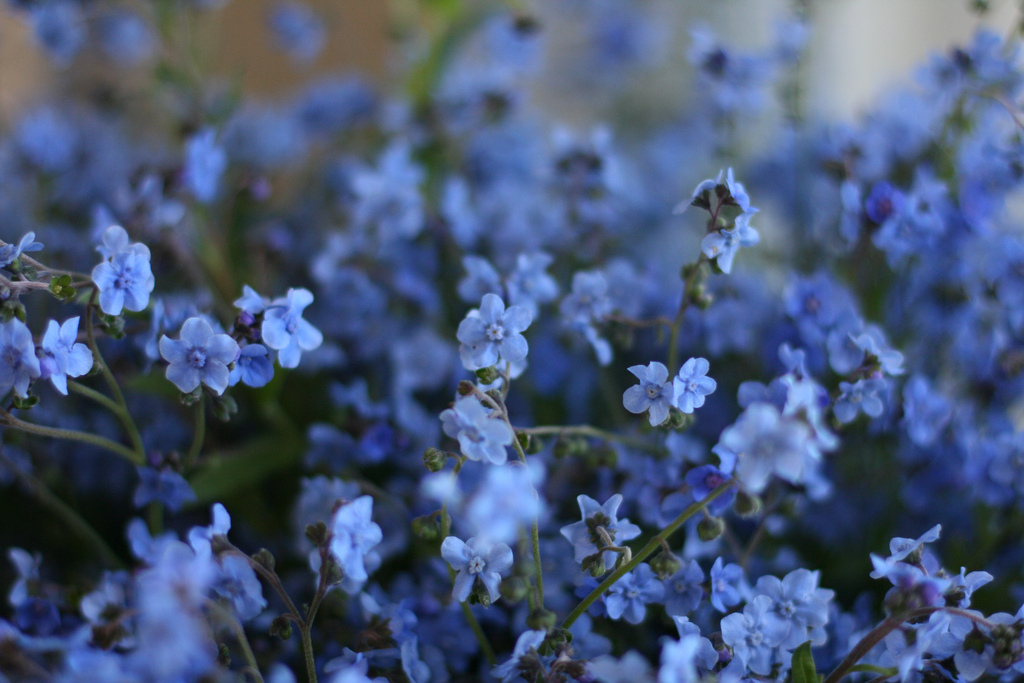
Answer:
[0, 0, 1019, 125]
[0, 0, 390, 123]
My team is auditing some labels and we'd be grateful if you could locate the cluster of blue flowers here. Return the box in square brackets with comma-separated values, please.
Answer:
[3, 1, 1024, 682]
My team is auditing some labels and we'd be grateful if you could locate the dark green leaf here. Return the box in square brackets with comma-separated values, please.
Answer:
[790, 641, 818, 683]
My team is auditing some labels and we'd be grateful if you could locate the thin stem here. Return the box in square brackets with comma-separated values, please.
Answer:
[516, 424, 666, 457]
[506, 411, 544, 610]
[561, 480, 734, 630]
[85, 302, 146, 461]
[1, 450, 124, 568]
[460, 601, 497, 666]
[0, 407, 140, 463]
[68, 380, 123, 416]
[667, 255, 708, 376]
[185, 397, 206, 470]
[205, 599, 264, 683]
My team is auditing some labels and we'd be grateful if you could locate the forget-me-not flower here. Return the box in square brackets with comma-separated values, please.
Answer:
[701, 212, 760, 274]
[0, 319, 41, 399]
[456, 293, 532, 371]
[440, 535, 513, 604]
[39, 317, 93, 395]
[262, 288, 323, 368]
[439, 395, 513, 465]
[329, 495, 383, 584]
[623, 361, 675, 426]
[92, 227, 155, 315]
[560, 493, 641, 569]
[0, 232, 43, 269]
[673, 357, 716, 413]
[159, 317, 240, 395]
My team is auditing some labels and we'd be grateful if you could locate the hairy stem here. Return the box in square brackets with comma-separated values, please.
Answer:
[561, 479, 734, 629]
[0, 407, 140, 463]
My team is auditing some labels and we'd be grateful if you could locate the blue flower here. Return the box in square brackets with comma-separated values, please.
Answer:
[720, 594, 789, 676]
[623, 361, 675, 426]
[269, 1, 326, 65]
[604, 563, 665, 624]
[134, 467, 197, 512]
[184, 128, 227, 204]
[0, 232, 43, 269]
[227, 344, 274, 388]
[439, 395, 513, 465]
[664, 559, 706, 617]
[92, 228, 155, 315]
[709, 556, 744, 612]
[560, 493, 641, 569]
[0, 319, 40, 399]
[719, 402, 812, 494]
[701, 212, 760, 274]
[492, 629, 547, 682]
[464, 463, 543, 544]
[159, 317, 240, 395]
[456, 293, 532, 371]
[39, 317, 93, 395]
[261, 288, 323, 368]
[440, 535, 513, 603]
[684, 465, 735, 515]
[30, 1, 86, 68]
[751, 568, 835, 650]
[329, 495, 383, 584]
[672, 357, 716, 413]
[834, 378, 886, 423]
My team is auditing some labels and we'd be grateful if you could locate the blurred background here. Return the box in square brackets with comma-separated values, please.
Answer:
[0, 0, 1019, 126]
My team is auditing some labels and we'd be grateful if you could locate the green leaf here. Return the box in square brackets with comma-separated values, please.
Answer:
[850, 664, 899, 676]
[790, 641, 818, 683]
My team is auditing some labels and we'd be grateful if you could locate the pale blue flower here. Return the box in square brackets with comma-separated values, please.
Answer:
[440, 535, 513, 603]
[228, 344, 274, 388]
[456, 293, 531, 371]
[439, 395, 513, 465]
[623, 361, 674, 426]
[560, 493, 641, 568]
[329, 495, 382, 584]
[492, 629, 547, 682]
[184, 128, 227, 203]
[92, 228, 155, 315]
[721, 594, 789, 676]
[701, 212, 760, 274]
[262, 288, 323, 368]
[0, 232, 43, 269]
[604, 564, 664, 624]
[0, 319, 40, 399]
[672, 357, 716, 413]
[39, 317, 93, 395]
[159, 317, 240, 395]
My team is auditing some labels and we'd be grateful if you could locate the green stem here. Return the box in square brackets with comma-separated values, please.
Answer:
[185, 397, 206, 470]
[516, 424, 666, 456]
[508, 414, 544, 610]
[461, 601, 497, 666]
[0, 407, 140, 463]
[561, 480, 734, 630]
[667, 256, 708, 376]
[1, 450, 124, 568]
[68, 381, 123, 415]
[206, 599, 264, 683]
[85, 303, 146, 461]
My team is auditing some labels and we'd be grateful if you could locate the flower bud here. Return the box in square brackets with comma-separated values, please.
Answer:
[526, 607, 557, 631]
[499, 576, 529, 603]
[411, 514, 441, 541]
[734, 490, 762, 518]
[270, 615, 293, 640]
[252, 548, 276, 572]
[650, 549, 683, 580]
[698, 516, 726, 541]
[475, 366, 501, 384]
[423, 447, 447, 472]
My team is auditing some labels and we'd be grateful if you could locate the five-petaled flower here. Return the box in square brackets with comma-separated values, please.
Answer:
[623, 361, 675, 426]
[457, 293, 532, 371]
[0, 318, 40, 398]
[261, 288, 324, 369]
[91, 226, 155, 316]
[439, 395, 513, 465]
[39, 317, 93, 395]
[440, 535, 513, 604]
[159, 316, 240, 395]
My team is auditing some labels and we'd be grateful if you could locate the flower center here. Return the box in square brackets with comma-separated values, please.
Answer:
[486, 324, 505, 341]
[188, 348, 207, 369]
[468, 556, 485, 575]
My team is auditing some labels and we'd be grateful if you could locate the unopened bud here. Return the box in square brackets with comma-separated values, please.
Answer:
[697, 516, 726, 542]
[526, 607, 557, 632]
[411, 514, 441, 541]
[423, 447, 447, 472]
[649, 549, 683, 580]
[252, 548, 276, 571]
[499, 576, 529, 603]
[734, 491, 762, 518]
[475, 366, 501, 385]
